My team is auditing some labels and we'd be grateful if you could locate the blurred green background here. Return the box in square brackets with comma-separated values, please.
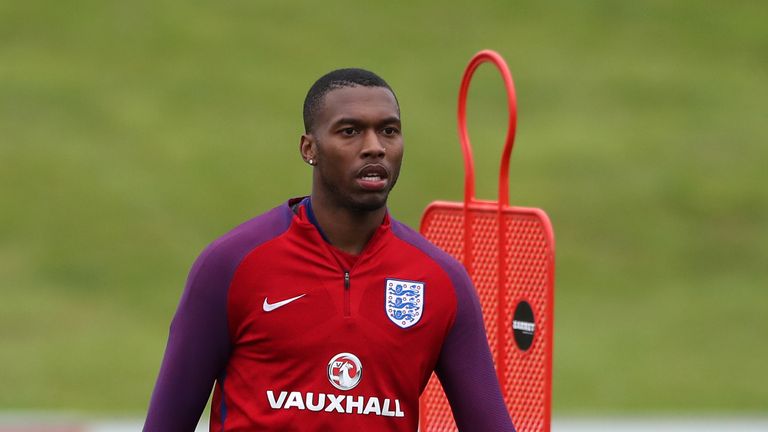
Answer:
[1, 0, 766, 416]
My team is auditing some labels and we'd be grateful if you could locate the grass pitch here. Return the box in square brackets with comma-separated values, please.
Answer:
[1, 0, 766, 414]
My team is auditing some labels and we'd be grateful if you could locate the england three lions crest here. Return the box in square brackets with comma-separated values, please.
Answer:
[385, 279, 424, 329]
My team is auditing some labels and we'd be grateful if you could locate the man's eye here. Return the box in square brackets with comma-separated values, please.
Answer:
[341, 128, 358, 136]
[382, 127, 399, 136]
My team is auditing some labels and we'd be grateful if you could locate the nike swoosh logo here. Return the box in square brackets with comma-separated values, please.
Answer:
[263, 294, 306, 312]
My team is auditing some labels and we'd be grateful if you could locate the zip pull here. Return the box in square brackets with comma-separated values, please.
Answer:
[344, 271, 351, 316]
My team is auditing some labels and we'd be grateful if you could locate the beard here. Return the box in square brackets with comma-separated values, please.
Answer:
[312, 136, 402, 214]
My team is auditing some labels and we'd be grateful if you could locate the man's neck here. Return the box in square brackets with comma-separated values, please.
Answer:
[308, 194, 386, 255]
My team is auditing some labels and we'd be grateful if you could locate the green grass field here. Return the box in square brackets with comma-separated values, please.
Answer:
[1, 0, 767, 415]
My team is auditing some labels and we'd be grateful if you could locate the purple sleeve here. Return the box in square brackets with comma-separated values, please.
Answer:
[143, 204, 292, 431]
[391, 221, 515, 432]
[434, 265, 515, 431]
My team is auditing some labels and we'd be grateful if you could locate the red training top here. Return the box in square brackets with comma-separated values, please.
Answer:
[144, 198, 515, 431]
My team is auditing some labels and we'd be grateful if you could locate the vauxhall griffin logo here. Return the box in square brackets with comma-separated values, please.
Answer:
[328, 353, 362, 391]
[265, 352, 404, 417]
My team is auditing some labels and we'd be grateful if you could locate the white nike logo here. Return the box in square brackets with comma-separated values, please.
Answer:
[263, 294, 306, 312]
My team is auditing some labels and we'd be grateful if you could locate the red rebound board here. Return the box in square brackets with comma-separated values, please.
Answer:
[418, 50, 555, 432]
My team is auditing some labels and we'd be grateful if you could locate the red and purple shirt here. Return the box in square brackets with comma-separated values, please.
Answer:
[144, 198, 514, 431]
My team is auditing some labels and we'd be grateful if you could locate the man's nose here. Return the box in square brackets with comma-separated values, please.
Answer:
[361, 129, 385, 158]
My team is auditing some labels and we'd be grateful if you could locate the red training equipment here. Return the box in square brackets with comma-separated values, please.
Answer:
[418, 50, 556, 432]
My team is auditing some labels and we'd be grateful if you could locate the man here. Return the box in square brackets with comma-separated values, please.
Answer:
[144, 69, 515, 431]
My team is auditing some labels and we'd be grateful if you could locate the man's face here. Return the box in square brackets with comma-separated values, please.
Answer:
[305, 86, 403, 212]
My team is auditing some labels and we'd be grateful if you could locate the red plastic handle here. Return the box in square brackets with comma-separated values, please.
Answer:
[457, 49, 518, 208]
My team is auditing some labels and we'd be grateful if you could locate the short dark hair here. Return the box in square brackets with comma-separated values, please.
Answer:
[303, 68, 398, 133]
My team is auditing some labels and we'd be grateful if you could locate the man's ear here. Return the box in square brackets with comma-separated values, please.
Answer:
[300, 133, 317, 165]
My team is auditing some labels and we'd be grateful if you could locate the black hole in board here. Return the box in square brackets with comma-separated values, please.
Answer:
[512, 301, 535, 351]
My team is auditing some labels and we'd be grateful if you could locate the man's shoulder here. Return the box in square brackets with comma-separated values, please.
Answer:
[194, 201, 294, 271]
[389, 218, 470, 287]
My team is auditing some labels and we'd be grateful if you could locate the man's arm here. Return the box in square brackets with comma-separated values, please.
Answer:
[143, 204, 292, 431]
[435, 267, 516, 431]
[143, 245, 233, 432]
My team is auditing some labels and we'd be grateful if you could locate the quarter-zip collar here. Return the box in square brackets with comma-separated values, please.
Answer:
[290, 197, 392, 271]
[300, 196, 331, 243]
